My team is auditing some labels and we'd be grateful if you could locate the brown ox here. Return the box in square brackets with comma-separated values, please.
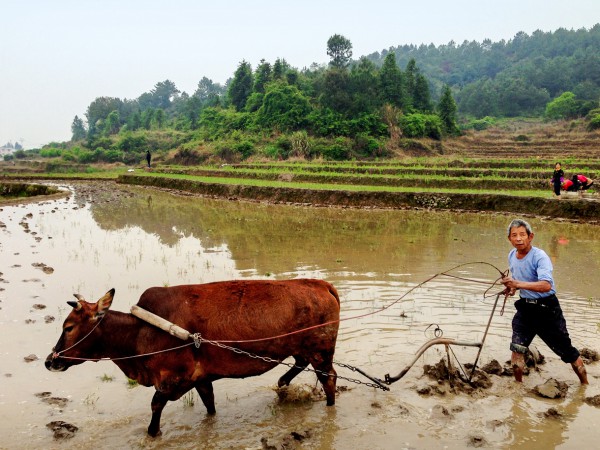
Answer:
[45, 279, 340, 437]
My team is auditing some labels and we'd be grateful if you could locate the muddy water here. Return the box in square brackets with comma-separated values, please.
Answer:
[1, 182, 599, 449]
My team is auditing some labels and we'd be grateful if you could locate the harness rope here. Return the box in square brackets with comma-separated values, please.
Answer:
[53, 262, 510, 388]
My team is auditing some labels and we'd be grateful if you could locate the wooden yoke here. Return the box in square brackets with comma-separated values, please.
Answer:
[131, 305, 191, 341]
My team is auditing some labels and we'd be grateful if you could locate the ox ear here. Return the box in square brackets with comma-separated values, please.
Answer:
[95, 288, 115, 318]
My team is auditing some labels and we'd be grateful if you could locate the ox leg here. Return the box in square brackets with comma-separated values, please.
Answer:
[195, 381, 216, 414]
[278, 356, 308, 388]
[148, 390, 169, 437]
[312, 357, 337, 406]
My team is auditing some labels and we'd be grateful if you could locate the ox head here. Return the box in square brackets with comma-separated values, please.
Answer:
[45, 288, 115, 372]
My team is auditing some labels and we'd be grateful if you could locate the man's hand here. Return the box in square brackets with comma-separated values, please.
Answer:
[501, 276, 517, 295]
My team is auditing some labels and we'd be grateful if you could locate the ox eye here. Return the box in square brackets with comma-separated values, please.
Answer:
[64, 326, 74, 333]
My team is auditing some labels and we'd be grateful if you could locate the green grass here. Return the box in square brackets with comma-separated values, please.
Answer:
[128, 171, 553, 198]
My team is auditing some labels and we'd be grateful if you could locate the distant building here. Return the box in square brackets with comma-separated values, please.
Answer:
[0, 146, 14, 156]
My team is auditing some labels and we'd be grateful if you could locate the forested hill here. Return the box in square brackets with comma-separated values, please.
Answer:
[365, 24, 600, 117]
[10, 27, 600, 165]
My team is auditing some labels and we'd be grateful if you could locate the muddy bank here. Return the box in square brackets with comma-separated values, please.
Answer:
[1, 181, 600, 449]
[118, 174, 600, 222]
[0, 182, 66, 205]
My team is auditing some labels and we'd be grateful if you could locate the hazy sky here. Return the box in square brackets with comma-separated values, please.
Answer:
[2, 0, 599, 149]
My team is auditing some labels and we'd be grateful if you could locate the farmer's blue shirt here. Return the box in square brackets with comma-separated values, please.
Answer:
[508, 246, 556, 299]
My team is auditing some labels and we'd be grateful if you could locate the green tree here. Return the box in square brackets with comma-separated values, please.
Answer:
[349, 57, 380, 114]
[151, 109, 166, 129]
[413, 73, 432, 111]
[320, 68, 352, 114]
[327, 34, 353, 69]
[150, 80, 180, 109]
[437, 85, 460, 135]
[194, 76, 224, 107]
[404, 58, 418, 111]
[545, 91, 579, 119]
[379, 53, 406, 109]
[228, 60, 253, 111]
[71, 115, 86, 141]
[86, 97, 123, 132]
[272, 58, 290, 80]
[103, 110, 121, 136]
[256, 82, 311, 131]
[254, 59, 272, 94]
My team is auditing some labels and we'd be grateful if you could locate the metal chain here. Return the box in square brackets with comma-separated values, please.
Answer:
[193, 334, 388, 391]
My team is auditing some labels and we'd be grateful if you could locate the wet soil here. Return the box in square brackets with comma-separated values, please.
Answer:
[1, 181, 599, 449]
[118, 175, 600, 222]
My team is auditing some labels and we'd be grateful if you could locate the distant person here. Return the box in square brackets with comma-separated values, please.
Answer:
[574, 174, 594, 190]
[550, 162, 564, 198]
[146, 150, 151, 168]
[561, 178, 576, 192]
[562, 175, 594, 193]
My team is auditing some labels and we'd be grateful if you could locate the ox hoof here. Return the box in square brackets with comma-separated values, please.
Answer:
[147, 427, 162, 438]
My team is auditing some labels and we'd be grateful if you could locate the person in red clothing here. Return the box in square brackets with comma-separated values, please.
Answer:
[574, 174, 594, 190]
[562, 175, 594, 193]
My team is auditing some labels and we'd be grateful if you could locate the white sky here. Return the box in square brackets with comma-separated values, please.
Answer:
[1, 0, 599, 149]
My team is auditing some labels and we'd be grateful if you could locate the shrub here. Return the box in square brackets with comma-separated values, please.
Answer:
[587, 113, 600, 131]
[545, 92, 578, 120]
[400, 113, 442, 140]
[290, 131, 310, 158]
[234, 141, 254, 159]
[171, 148, 205, 165]
[261, 145, 285, 160]
[352, 133, 383, 157]
[463, 116, 496, 131]
[117, 133, 147, 152]
[319, 137, 350, 160]
[40, 148, 63, 158]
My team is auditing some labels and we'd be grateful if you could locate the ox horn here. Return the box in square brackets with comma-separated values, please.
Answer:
[67, 300, 82, 310]
[67, 295, 84, 310]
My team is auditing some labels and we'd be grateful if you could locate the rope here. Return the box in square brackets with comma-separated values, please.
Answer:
[55, 261, 510, 364]
[211, 261, 508, 344]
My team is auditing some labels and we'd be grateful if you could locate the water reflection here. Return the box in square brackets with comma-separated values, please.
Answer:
[1, 182, 599, 449]
[87, 185, 600, 299]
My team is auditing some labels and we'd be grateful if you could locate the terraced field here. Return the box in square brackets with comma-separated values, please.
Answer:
[149, 159, 600, 194]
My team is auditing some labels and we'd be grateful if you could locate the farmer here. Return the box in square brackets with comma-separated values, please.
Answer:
[562, 175, 595, 193]
[501, 219, 588, 384]
[550, 162, 564, 197]
[146, 150, 152, 168]
[572, 174, 594, 190]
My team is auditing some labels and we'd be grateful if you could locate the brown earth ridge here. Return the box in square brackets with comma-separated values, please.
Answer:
[117, 175, 600, 223]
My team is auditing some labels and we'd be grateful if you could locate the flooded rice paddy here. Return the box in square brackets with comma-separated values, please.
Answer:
[1, 181, 599, 449]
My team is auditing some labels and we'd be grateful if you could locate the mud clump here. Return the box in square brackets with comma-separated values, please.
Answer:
[421, 359, 492, 394]
[580, 348, 600, 363]
[36, 392, 70, 408]
[430, 404, 453, 420]
[32, 262, 54, 274]
[274, 384, 325, 403]
[23, 354, 39, 362]
[480, 359, 503, 375]
[46, 421, 78, 440]
[468, 435, 488, 447]
[533, 378, 568, 399]
[541, 407, 563, 419]
[261, 429, 312, 449]
[584, 395, 600, 407]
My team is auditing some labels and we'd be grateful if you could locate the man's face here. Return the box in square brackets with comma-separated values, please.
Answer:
[508, 226, 533, 252]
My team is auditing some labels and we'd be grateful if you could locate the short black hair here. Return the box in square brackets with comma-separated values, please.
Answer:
[507, 219, 532, 237]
